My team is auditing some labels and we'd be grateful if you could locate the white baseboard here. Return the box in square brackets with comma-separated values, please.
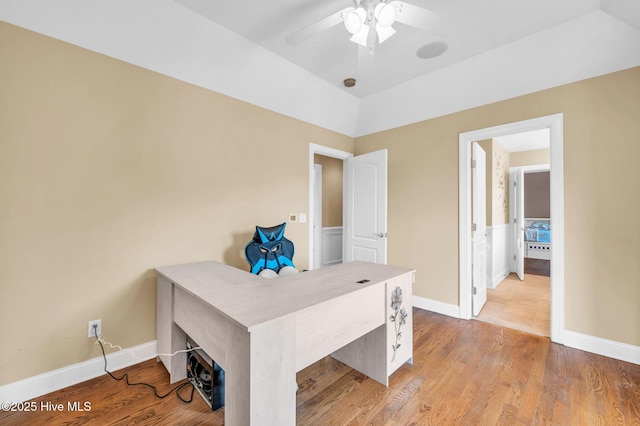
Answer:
[0, 340, 157, 403]
[412, 295, 461, 318]
[491, 269, 510, 289]
[4, 328, 637, 405]
[322, 226, 343, 267]
[486, 225, 511, 290]
[564, 331, 640, 365]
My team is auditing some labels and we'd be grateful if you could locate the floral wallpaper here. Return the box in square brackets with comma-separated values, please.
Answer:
[495, 151, 508, 223]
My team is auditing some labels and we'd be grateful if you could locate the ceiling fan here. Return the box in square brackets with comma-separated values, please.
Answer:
[286, 0, 450, 55]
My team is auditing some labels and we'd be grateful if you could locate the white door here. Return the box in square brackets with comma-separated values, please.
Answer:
[344, 149, 387, 264]
[472, 143, 487, 316]
[313, 164, 323, 268]
[510, 167, 525, 280]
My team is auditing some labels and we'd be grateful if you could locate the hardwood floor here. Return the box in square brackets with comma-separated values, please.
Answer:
[2, 309, 639, 425]
[476, 273, 550, 337]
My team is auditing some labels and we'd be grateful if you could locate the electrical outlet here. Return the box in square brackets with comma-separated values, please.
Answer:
[88, 319, 102, 339]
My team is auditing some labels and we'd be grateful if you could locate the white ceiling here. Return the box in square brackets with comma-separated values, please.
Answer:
[495, 129, 550, 153]
[1, 0, 640, 137]
[175, 0, 606, 98]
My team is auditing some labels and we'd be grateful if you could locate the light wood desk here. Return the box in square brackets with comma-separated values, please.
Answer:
[156, 260, 414, 425]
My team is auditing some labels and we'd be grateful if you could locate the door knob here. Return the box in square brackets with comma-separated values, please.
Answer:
[376, 232, 387, 238]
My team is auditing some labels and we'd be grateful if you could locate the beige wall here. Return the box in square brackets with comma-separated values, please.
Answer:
[0, 22, 354, 385]
[313, 155, 343, 228]
[356, 66, 640, 347]
[475, 141, 548, 227]
[511, 148, 550, 167]
[2, 20, 639, 387]
[477, 139, 509, 226]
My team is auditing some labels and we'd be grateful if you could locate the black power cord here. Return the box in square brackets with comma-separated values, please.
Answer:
[94, 326, 195, 403]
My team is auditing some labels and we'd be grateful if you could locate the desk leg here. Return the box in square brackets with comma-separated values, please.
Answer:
[226, 319, 297, 426]
[157, 276, 186, 382]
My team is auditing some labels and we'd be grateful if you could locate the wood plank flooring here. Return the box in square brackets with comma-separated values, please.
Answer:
[477, 273, 550, 337]
[2, 309, 639, 425]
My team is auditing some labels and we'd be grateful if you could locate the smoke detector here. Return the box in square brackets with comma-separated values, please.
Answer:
[343, 78, 356, 87]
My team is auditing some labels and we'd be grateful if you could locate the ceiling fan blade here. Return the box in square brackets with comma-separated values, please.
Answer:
[286, 7, 352, 46]
[390, 1, 452, 38]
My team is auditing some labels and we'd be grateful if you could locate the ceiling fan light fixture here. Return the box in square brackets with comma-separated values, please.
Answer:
[349, 25, 370, 46]
[344, 7, 366, 34]
[374, 3, 397, 28]
[375, 23, 396, 44]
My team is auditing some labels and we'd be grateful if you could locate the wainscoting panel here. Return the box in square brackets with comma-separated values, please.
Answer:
[486, 224, 511, 288]
[322, 226, 343, 267]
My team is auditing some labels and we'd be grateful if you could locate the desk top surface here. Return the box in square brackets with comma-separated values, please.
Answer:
[157, 261, 414, 331]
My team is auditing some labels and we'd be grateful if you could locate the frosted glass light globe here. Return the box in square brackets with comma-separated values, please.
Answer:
[344, 8, 366, 34]
[374, 3, 396, 27]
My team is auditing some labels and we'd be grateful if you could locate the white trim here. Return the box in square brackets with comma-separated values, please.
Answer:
[412, 296, 461, 319]
[564, 331, 640, 365]
[486, 224, 511, 289]
[313, 163, 323, 269]
[0, 340, 157, 403]
[459, 113, 565, 344]
[488, 223, 510, 230]
[322, 226, 343, 266]
[522, 163, 550, 173]
[308, 143, 352, 270]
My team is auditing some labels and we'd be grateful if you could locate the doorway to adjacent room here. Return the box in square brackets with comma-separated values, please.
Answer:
[458, 113, 565, 344]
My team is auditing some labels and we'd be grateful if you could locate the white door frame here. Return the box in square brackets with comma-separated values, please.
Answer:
[459, 113, 565, 344]
[313, 164, 323, 269]
[308, 143, 352, 270]
[472, 142, 488, 316]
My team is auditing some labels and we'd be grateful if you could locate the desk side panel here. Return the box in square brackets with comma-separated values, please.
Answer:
[295, 283, 385, 372]
[174, 286, 297, 425]
[331, 271, 414, 386]
[157, 276, 187, 382]
[386, 272, 414, 375]
[173, 286, 234, 370]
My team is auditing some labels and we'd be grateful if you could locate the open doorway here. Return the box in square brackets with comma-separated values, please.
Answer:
[308, 143, 388, 270]
[459, 114, 565, 344]
[312, 154, 345, 269]
[474, 130, 551, 337]
[308, 144, 351, 270]
[309, 143, 353, 269]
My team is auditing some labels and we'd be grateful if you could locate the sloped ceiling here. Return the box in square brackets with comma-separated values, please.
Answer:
[1, 0, 639, 137]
